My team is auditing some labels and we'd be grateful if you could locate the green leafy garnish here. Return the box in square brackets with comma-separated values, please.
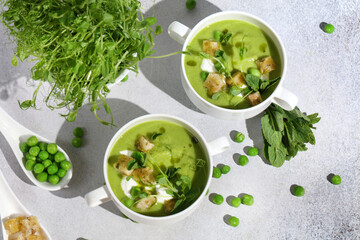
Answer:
[151, 133, 162, 140]
[127, 152, 147, 170]
[1, 0, 160, 125]
[200, 71, 209, 81]
[260, 77, 281, 91]
[130, 186, 148, 199]
[245, 74, 260, 92]
[211, 92, 222, 100]
[220, 33, 232, 45]
[239, 42, 247, 60]
[261, 104, 320, 167]
[229, 86, 242, 96]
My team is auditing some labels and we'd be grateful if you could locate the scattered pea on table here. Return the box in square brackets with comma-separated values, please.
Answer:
[234, 132, 245, 143]
[228, 216, 239, 227]
[248, 147, 258, 156]
[292, 185, 305, 197]
[212, 167, 222, 178]
[242, 194, 254, 206]
[213, 194, 224, 205]
[231, 197, 241, 207]
[330, 175, 341, 185]
[221, 165, 231, 174]
[238, 155, 249, 166]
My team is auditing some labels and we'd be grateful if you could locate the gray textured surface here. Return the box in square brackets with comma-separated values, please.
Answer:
[0, 0, 359, 239]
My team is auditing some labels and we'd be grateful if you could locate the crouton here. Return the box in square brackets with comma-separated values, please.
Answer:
[203, 73, 226, 95]
[202, 40, 220, 57]
[256, 56, 276, 74]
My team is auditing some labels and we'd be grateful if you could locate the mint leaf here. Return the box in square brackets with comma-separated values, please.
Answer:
[245, 74, 260, 91]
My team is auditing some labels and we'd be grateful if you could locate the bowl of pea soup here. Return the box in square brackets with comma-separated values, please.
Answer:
[168, 11, 298, 120]
[85, 114, 229, 225]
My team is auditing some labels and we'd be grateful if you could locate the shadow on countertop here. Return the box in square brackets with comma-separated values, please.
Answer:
[51, 98, 148, 217]
[245, 113, 270, 165]
[139, 0, 221, 113]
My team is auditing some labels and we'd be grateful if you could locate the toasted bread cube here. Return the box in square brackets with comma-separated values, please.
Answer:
[246, 91, 263, 106]
[226, 72, 246, 87]
[256, 56, 276, 74]
[135, 135, 154, 153]
[4, 217, 23, 234]
[135, 196, 156, 210]
[28, 235, 43, 240]
[11, 233, 26, 240]
[164, 198, 177, 214]
[132, 167, 156, 185]
[113, 155, 135, 176]
[204, 73, 226, 95]
[202, 40, 220, 57]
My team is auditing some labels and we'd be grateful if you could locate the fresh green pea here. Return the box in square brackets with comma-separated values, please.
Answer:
[38, 142, 47, 151]
[54, 152, 65, 163]
[228, 216, 239, 227]
[122, 197, 134, 208]
[248, 147, 258, 156]
[212, 167, 222, 178]
[241, 194, 254, 206]
[47, 143, 58, 154]
[29, 146, 40, 156]
[33, 163, 45, 174]
[38, 150, 49, 160]
[185, 0, 196, 10]
[324, 23, 335, 34]
[247, 68, 261, 78]
[231, 197, 241, 207]
[234, 132, 245, 143]
[25, 160, 36, 171]
[48, 175, 60, 185]
[293, 185, 305, 197]
[331, 175, 341, 185]
[57, 168, 67, 178]
[60, 160, 71, 171]
[36, 172, 48, 182]
[214, 30, 223, 42]
[26, 136, 38, 147]
[47, 164, 59, 175]
[221, 165, 231, 174]
[213, 194, 224, 205]
[25, 153, 36, 161]
[200, 71, 209, 81]
[72, 137, 82, 148]
[73, 127, 84, 137]
[42, 159, 52, 168]
[238, 155, 249, 166]
[20, 142, 30, 153]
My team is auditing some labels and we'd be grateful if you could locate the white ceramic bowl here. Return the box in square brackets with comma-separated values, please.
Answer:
[85, 114, 229, 225]
[168, 11, 298, 120]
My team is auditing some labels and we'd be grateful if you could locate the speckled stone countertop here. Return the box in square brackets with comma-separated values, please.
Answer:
[0, 0, 359, 239]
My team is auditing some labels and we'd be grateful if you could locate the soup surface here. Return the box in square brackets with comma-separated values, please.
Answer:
[184, 20, 282, 109]
[107, 121, 208, 216]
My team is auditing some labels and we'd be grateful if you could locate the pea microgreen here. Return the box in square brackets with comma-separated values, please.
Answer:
[1, 0, 161, 125]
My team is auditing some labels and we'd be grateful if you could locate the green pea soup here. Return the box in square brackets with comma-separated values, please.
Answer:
[107, 120, 208, 216]
[184, 20, 282, 109]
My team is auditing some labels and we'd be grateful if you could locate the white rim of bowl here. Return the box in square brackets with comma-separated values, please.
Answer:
[180, 11, 287, 113]
[103, 114, 213, 221]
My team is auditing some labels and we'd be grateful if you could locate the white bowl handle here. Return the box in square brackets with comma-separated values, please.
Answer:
[168, 21, 191, 45]
[85, 185, 112, 207]
[271, 87, 298, 111]
[207, 137, 230, 156]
